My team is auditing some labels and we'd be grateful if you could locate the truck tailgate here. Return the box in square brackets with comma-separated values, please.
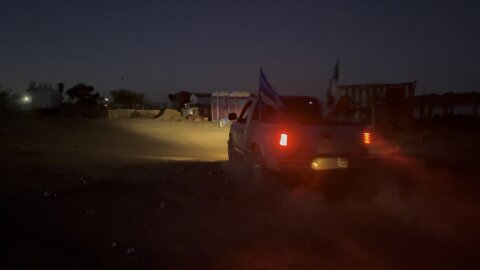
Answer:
[288, 125, 368, 157]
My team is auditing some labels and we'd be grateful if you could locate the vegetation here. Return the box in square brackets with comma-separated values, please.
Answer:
[0, 86, 19, 114]
[66, 83, 101, 105]
[110, 89, 146, 109]
[64, 83, 105, 117]
[57, 82, 65, 94]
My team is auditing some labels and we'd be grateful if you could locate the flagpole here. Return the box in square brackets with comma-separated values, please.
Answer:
[258, 68, 262, 120]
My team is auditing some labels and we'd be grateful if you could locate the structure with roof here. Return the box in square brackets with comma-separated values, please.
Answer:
[211, 91, 254, 121]
[331, 81, 416, 129]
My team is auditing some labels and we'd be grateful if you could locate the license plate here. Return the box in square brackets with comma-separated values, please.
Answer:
[336, 158, 349, 168]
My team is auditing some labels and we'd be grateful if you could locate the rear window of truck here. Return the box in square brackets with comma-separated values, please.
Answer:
[260, 97, 323, 124]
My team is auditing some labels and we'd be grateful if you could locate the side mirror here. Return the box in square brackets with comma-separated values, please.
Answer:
[228, 113, 237, 121]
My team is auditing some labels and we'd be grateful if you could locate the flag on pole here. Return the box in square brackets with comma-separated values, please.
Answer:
[326, 60, 340, 110]
[259, 68, 284, 110]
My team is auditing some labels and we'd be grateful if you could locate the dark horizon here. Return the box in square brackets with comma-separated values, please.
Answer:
[1, 0, 479, 102]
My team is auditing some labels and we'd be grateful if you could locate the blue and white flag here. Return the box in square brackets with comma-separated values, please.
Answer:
[259, 68, 284, 110]
[326, 60, 340, 110]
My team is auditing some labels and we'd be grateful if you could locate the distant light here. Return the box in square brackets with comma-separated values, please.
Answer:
[105, 98, 109, 101]
[309, 101, 313, 104]
[22, 95, 31, 103]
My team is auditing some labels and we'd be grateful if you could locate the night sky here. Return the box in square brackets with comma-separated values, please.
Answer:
[1, 0, 479, 102]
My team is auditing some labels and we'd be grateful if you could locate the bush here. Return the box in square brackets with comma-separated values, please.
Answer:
[0, 89, 20, 116]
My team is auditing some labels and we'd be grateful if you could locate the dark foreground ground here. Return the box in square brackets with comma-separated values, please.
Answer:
[0, 117, 479, 269]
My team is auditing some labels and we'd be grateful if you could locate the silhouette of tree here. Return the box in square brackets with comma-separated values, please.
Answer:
[0, 86, 18, 113]
[110, 89, 146, 108]
[66, 83, 101, 106]
[66, 83, 94, 100]
[57, 82, 65, 94]
[63, 83, 105, 118]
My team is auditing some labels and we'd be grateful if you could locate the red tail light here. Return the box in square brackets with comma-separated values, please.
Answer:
[279, 133, 288, 146]
[363, 132, 372, 145]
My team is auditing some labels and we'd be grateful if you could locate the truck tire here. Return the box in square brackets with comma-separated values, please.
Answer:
[251, 147, 268, 184]
[228, 143, 238, 163]
[228, 136, 242, 164]
[228, 137, 248, 176]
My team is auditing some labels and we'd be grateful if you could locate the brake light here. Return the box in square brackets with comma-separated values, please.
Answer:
[363, 132, 372, 145]
[279, 133, 288, 146]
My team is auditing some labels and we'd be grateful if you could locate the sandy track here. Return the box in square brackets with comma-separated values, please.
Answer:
[1, 118, 479, 269]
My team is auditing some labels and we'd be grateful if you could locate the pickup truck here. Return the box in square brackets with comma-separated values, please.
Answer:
[227, 96, 377, 178]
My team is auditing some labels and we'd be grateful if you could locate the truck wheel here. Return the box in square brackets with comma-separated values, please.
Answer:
[251, 147, 267, 183]
[228, 140, 247, 176]
[250, 148, 289, 203]
[228, 136, 241, 164]
[228, 143, 237, 163]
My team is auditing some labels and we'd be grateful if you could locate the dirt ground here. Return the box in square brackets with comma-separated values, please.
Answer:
[0, 117, 479, 269]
